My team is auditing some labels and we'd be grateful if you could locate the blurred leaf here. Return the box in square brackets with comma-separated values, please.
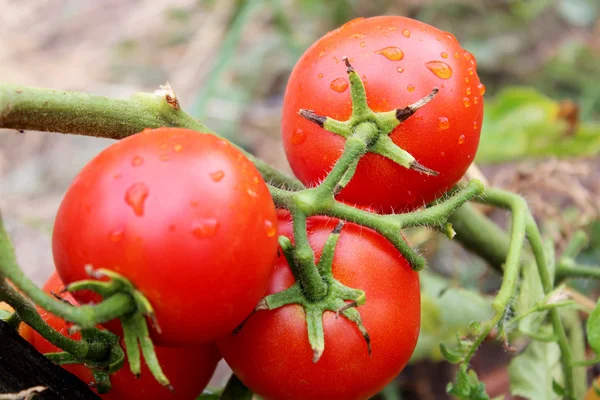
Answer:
[410, 271, 493, 362]
[587, 298, 600, 355]
[447, 365, 489, 400]
[476, 87, 600, 164]
[0, 309, 12, 320]
[508, 341, 562, 400]
[511, 0, 554, 20]
[556, 0, 599, 27]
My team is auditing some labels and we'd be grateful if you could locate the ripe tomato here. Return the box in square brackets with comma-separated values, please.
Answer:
[53, 128, 279, 345]
[281, 16, 484, 211]
[0, 301, 32, 342]
[586, 376, 600, 400]
[217, 214, 421, 400]
[30, 272, 221, 400]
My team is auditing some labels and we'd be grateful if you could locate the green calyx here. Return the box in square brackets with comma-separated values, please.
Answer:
[244, 224, 370, 363]
[67, 267, 172, 390]
[299, 57, 439, 176]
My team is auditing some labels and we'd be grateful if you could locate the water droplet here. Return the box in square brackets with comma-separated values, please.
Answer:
[454, 52, 460, 59]
[376, 47, 404, 61]
[191, 219, 219, 238]
[168, 224, 176, 232]
[438, 117, 450, 130]
[387, 26, 398, 31]
[174, 144, 182, 152]
[318, 73, 324, 79]
[291, 129, 307, 145]
[477, 83, 486, 96]
[360, 41, 366, 48]
[160, 154, 170, 162]
[125, 183, 149, 217]
[247, 189, 258, 198]
[330, 77, 349, 93]
[467, 67, 474, 76]
[349, 33, 366, 39]
[425, 61, 453, 79]
[113, 173, 123, 180]
[318, 51, 326, 58]
[466, 87, 472, 95]
[465, 77, 469, 83]
[264, 220, 276, 237]
[473, 96, 479, 104]
[473, 121, 479, 130]
[402, 29, 410, 38]
[458, 135, 466, 144]
[132, 156, 144, 167]
[445, 31, 458, 41]
[436, 36, 441, 41]
[407, 84, 415, 92]
[253, 177, 259, 184]
[441, 52, 449, 59]
[463, 98, 471, 107]
[210, 170, 225, 182]
[397, 66, 404, 73]
[109, 229, 123, 242]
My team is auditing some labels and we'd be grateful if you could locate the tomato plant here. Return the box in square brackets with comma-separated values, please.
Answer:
[0, 301, 32, 343]
[28, 272, 221, 400]
[217, 214, 420, 400]
[52, 127, 279, 345]
[281, 16, 484, 211]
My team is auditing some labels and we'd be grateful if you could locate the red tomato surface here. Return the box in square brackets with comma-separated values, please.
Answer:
[281, 16, 484, 212]
[217, 215, 421, 400]
[52, 128, 279, 345]
[30, 272, 221, 400]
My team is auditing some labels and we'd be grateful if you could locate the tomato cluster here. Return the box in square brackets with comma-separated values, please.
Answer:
[23, 15, 482, 400]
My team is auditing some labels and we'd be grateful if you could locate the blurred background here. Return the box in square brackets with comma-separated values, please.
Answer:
[0, 0, 599, 398]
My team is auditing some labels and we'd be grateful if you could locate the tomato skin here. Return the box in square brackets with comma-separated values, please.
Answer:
[52, 128, 279, 345]
[30, 272, 222, 400]
[282, 16, 483, 212]
[217, 215, 421, 400]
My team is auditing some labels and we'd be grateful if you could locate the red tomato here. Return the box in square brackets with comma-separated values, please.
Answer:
[30, 272, 221, 400]
[281, 16, 484, 212]
[217, 215, 421, 400]
[52, 128, 279, 345]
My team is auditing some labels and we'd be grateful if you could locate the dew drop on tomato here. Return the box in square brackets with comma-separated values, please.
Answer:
[458, 135, 466, 144]
[317, 73, 324, 79]
[125, 183, 149, 217]
[438, 117, 450, 130]
[473, 96, 479, 104]
[210, 170, 225, 182]
[473, 121, 479, 130]
[453, 52, 460, 59]
[466, 87, 472, 95]
[131, 156, 144, 167]
[264, 220, 276, 237]
[360, 41, 366, 48]
[407, 84, 415, 92]
[376, 46, 404, 60]
[349, 33, 366, 39]
[425, 61, 452, 79]
[330, 77, 349, 93]
[173, 144, 183, 152]
[191, 218, 219, 238]
[396, 66, 404, 73]
[477, 83, 486, 96]
[291, 129, 307, 145]
[463, 98, 471, 108]
[441, 52, 449, 59]
[108, 229, 124, 242]
[402, 29, 410, 38]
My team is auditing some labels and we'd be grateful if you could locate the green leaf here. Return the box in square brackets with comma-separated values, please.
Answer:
[476, 87, 600, 164]
[447, 366, 489, 400]
[410, 271, 494, 362]
[508, 341, 562, 400]
[0, 309, 12, 321]
[587, 298, 600, 354]
[439, 342, 464, 364]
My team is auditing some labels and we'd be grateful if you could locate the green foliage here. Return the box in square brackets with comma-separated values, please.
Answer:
[476, 87, 600, 164]
[410, 271, 494, 362]
[587, 298, 600, 355]
[446, 365, 489, 400]
[508, 341, 563, 400]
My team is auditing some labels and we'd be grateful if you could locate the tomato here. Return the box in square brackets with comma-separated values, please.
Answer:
[217, 215, 421, 400]
[30, 272, 221, 400]
[586, 376, 600, 400]
[0, 301, 32, 342]
[281, 16, 484, 212]
[52, 128, 279, 345]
